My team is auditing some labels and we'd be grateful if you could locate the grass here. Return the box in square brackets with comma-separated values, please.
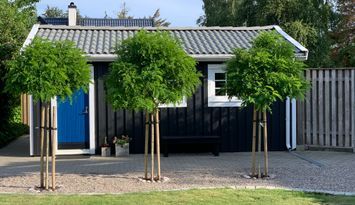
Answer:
[0, 188, 354, 205]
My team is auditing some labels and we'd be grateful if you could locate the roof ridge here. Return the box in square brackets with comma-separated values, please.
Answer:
[38, 24, 276, 31]
[80, 18, 153, 21]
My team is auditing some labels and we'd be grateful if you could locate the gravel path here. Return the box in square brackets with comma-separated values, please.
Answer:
[1, 149, 355, 194]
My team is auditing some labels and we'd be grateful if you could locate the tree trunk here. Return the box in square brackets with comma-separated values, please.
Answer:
[144, 111, 149, 179]
[155, 109, 161, 180]
[40, 105, 45, 188]
[150, 113, 155, 181]
[257, 111, 262, 179]
[45, 105, 50, 190]
[263, 111, 269, 177]
[51, 106, 57, 190]
[251, 107, 257, 176]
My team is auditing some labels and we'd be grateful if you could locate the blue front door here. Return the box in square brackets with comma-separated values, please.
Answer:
[57, 89, 89, 149]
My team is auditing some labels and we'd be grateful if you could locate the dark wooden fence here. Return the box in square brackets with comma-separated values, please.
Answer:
[297, 68, 355, 152]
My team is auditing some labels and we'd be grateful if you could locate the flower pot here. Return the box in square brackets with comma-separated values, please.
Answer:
[115, 143, 129, 157]
[101, 147, 111, 157]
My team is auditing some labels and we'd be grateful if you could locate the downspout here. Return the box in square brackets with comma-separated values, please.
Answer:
[291, 98, 297, 150]
[29, 95, 34, 156]
[286, 97, 291, 150]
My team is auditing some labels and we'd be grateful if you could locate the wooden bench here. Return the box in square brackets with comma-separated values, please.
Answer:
[161, 135, 221, 157]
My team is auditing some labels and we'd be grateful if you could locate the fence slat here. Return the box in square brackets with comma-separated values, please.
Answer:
[351, 70, 355, 151]
[338, 70, 344, 147]
[312, 70, 318, 145]
[300, 68, 354, 150]
[318, 70, 324, 146]
[324, 70, 330, 146]
[331, 69, 337, 147]
[305, 70, 311, 145]
[344, 70, 350, 147]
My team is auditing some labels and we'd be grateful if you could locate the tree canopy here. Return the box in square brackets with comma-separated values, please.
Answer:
[42, 5, 84, 19]
[105, 30, 201, 112]
[5, 38, 91, 103]
[0, 0, 38, 129]
[115, 2, 170, 26]
[42, 5, 66, 18]
[225, 31, 308, 112]
[198, 0, 353, 68]
[330, 0, 355, 67]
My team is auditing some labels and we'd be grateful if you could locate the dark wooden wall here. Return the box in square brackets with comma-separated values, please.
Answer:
[94, 62, 286, 154]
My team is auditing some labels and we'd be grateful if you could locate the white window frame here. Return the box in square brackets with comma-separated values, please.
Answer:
[159, 97, 187, 108]
[208, 64, 242, 107]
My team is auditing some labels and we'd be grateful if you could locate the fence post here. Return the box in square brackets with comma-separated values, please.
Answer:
[351, 69, 355, 152]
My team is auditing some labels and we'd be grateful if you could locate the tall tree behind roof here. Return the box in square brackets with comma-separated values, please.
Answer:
[150, 9, 170, 27]
[197, 0, 241, 26]
[42, 5, 66, 18]
[41, 5, 83, 19]
[116, 2, 170, 26]
[331, 0, 355, 66]
[198, 0, 337, 68]
[117, 2, 133, 19]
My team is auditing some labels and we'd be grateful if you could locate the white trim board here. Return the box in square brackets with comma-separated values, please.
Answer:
[86, 54, 234, 62]
[89, 65, 96, 154]
[21, 24, 39, 52]
[273, 25, 309, 60]
[56, 149, 90, 155]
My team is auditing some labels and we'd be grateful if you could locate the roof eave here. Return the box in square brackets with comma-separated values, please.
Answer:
[86, 53, 308, 62]
[273, 25, 309, 60]
[21, 24, 40, 52]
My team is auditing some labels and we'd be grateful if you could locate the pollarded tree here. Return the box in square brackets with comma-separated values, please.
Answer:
[105, 30, 201, 181]
[225, 31, 308, 178]
[6, 37, 91, 190]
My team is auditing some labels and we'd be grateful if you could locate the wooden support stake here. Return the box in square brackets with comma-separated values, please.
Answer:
[45, 105, 50, 190]
[40, 106, 45, 188]
[155, 110, 161, 180]
[257, 111, 262, 179]
[251, 107, 257, 176]
[52, 106, 57, 190]
[144, 112, 149, 179]
[150, 113, 155, 181]
[263, 112, 269, 177]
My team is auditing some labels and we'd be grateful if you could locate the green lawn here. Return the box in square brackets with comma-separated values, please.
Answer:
[0, 188, 354, 205]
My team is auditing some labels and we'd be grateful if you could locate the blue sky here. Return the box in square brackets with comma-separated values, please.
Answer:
[36, 0, 204, 26]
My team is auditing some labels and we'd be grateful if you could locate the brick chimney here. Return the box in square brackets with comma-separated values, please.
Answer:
[68, 2, 77, 26]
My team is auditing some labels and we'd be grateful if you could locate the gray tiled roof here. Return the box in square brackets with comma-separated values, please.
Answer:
[38, 17, 154, 27]
[34, 25, 308, 59]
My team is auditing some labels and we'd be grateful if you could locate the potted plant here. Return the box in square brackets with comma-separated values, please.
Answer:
[113, 135, 130, 157]
[101, 136, 111, 157]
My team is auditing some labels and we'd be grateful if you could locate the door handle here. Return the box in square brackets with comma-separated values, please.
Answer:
[82, 106, 89, 114]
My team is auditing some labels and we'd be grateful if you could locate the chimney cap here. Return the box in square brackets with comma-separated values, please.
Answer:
[68, 2, 77, 8]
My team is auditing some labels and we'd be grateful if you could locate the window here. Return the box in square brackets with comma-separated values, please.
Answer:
[208, 64, 242, 107]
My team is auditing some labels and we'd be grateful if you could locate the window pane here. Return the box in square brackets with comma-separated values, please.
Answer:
[215, 81, 225, 88]
[215, 89, 226, 96]
[215, 73, 225, 80]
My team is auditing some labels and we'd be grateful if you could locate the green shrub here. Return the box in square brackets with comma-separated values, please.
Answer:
[0, 122, 29, 148]
[10, 106, 22, 123]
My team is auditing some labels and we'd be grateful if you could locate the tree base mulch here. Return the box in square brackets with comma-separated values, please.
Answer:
[28, 185, 62, 193]
[138, 176, 170, 183]
[241, 174, 276, 180]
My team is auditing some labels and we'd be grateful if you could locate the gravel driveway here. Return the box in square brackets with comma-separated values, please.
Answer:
[0, 136, 354, 194]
